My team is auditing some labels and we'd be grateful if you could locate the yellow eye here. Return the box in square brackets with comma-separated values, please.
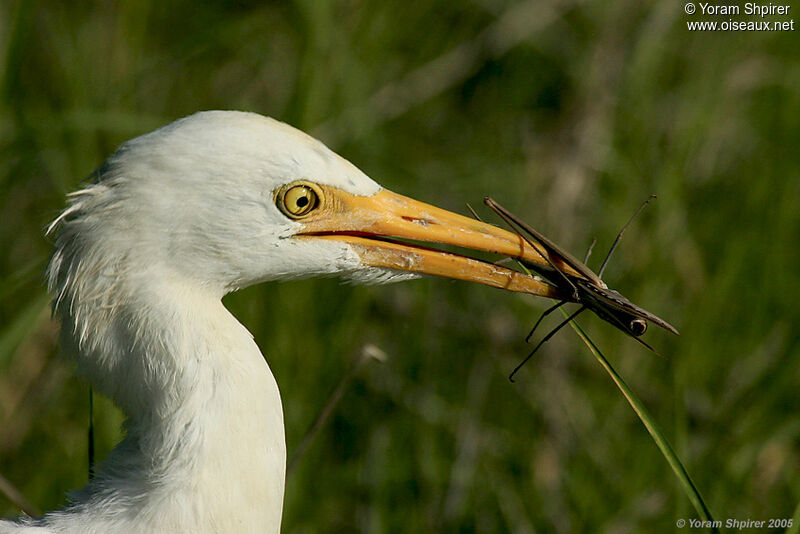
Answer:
[277, 183, 319, 218]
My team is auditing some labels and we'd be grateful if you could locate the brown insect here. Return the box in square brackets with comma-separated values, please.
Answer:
[481, 196, 678, 381]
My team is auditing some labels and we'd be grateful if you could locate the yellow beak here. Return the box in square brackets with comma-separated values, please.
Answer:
[294, 186, 578, 300]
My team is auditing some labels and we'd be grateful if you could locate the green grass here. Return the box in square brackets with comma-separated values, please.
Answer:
[564, 311, 717, 531]
[1, 1, 799, 532]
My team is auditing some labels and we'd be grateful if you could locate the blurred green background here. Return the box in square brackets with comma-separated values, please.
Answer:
[1, 0, 798, 532]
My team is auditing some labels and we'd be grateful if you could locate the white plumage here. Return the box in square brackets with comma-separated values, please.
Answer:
[1, 111, 562, 533]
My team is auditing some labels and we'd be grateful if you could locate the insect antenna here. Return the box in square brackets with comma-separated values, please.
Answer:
[598, 195, 656, 277]
[510, 306, 586, 382]
[583, 237, 597, 263]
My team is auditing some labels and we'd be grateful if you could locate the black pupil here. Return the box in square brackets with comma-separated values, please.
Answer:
[296, 195, 309, 208]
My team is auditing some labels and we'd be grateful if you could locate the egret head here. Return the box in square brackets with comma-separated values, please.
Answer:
[49, 111, 567, 303]
[43, 111, 576, 418]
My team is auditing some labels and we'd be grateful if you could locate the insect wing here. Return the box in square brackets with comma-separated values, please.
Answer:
[484, 197, 604, 287]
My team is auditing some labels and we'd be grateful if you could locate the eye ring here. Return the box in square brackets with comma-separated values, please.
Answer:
[629, 318, 647, 337]
[276, 181, 321, 219]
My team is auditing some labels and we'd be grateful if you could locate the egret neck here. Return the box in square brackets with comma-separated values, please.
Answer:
[52, 272, 285, 534]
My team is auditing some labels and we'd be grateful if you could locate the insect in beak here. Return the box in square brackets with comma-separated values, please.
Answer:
[480, 196, 678, 381]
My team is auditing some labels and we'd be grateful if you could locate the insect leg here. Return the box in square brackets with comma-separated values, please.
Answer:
[465, 203, 483, 222]
[509, 306, 587, 382]
[526, 300, 567, 342]
[88, 386, 95, 480]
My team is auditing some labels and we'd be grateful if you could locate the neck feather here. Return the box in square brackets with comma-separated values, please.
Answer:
[41, 272, 286, 534]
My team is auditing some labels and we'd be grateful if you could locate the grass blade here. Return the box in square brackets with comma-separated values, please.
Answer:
[786, 500, 800, 534]
[561, 308, 717, 531]
[0, 471, 40, 518]
[287, 344, 386, 475]
[497, 215, 714, 526]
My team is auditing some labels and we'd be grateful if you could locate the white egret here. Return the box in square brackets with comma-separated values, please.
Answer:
[1, 111, 569, 533]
